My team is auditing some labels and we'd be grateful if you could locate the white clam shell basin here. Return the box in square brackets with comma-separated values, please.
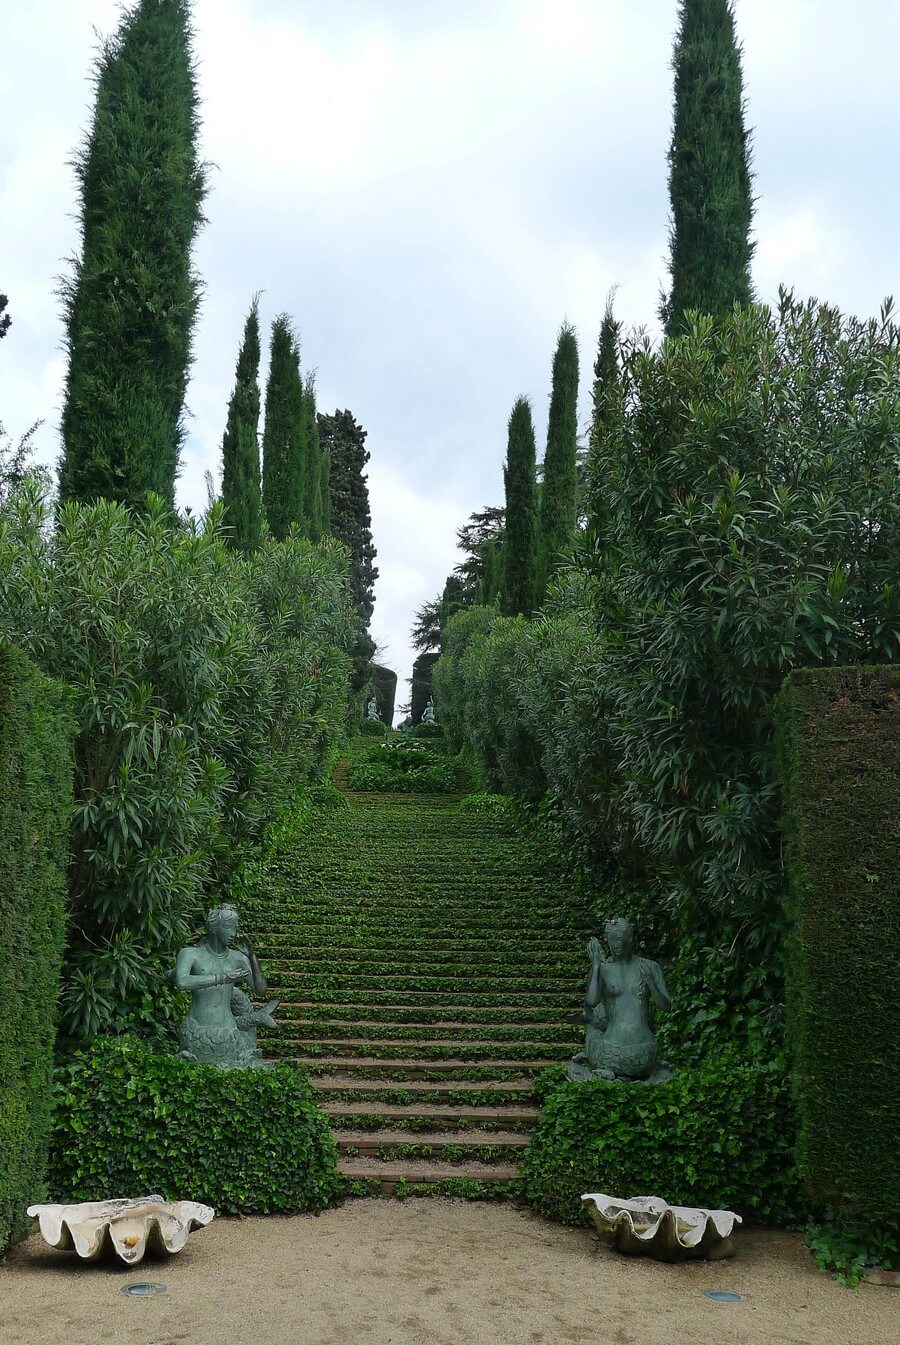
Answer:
[582, 1194, 741, 1261]
[27, 1196, 215, 1265]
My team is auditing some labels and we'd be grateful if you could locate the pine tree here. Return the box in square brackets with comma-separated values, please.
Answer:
[220, 297, 261, 551]
[262, 316, 305, 540]
[318, 410, 378, 628]
[662, 0, 754, 334]
[302, 374, 323, 541]
[502, 397, 538, 617]
[59, 0, 206, 507]
[537, 323, 579, 602]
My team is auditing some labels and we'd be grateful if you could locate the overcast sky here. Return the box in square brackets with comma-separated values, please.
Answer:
[3, 0, 899, 707]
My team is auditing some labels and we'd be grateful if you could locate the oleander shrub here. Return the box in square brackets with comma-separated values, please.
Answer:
[522, 1051, 802, 1227]
[49, 1037, 339, 1215]
[775, 666, 899, 1264]
[0, 484, 353, 1041]
[0, 646, 73, 1255]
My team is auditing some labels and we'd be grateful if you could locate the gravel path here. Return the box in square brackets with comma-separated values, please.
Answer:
[3, 1199, 897, 1345]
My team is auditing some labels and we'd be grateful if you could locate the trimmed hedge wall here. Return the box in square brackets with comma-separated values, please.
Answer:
[411, 652, 439, 725]
[49, 1037, 340, 1215]
[775, 666, 899, 1239]
[0, 645, 73, 1255]
[521, 1053, 801, 1226]
[371, 663, 398, 726]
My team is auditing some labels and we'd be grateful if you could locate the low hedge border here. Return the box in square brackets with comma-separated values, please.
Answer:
[49, 1037, 339, 1216]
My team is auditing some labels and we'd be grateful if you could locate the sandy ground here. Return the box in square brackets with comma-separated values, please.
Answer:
[2, 1200, 897, 1345]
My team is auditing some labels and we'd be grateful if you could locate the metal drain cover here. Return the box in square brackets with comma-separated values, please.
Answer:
[122, 1282, 168, 1298]
[703, 1290, 744, 1303]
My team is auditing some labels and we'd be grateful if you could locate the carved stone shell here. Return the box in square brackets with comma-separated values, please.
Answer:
[582, 1193, 741, 1261]
[27, 1196, 214, 1265]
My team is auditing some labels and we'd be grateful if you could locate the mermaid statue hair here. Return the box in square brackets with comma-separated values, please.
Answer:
[603, 915, 634, 943]
[206, 902, 239, 937]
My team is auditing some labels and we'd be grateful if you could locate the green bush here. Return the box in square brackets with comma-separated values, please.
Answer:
[347, 739, 457, 794]
[49, 1037, 339, 1215]
[412, 721, 443, 740]
[0, 485, 353, 1041]
[0, 645, 73, 1255]
[775, 666, 899, 1263]
[521, 1051, 802, 1227]
[359, 718, 388, 736]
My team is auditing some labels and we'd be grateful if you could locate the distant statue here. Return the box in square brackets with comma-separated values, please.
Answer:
[366, 696, 380, 722]
[174, 903, 279, 1069]
[567, 916, 672, 1084]
[422, 697, 436, 725]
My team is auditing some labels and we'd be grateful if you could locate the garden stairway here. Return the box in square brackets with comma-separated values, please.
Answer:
[249, 788, 592, 1194]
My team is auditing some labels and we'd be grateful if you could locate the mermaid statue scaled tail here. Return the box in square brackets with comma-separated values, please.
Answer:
[567, 918, 673, 1085]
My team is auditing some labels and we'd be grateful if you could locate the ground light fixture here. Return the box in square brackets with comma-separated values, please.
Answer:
[121, 1283, 168, 1297]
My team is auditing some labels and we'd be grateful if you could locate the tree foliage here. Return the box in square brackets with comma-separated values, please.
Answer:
[262, 316, 305, 540]
[0, 483, 353, 1041]
[302, 374, 323, 542]
[437, 298, 900, 959]
[59, 0, 206, 507]
[502, 397, 538, 617]
[319, 410, 377, 629]
[662, 0, 754, 334]
[220, 297, 262, 552]
[537, 323, 579, 602]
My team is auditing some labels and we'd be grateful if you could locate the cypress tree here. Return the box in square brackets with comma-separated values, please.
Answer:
[59, 0, 206, 507]
[220, 297, 262, 551]
[302, 374, 323, 541]
[537, 322, 579, 602]
[320, 438, 332, 536]
[318, 410, 378, 629]
[662, 0, 754, 334]
[586, 298, 621, 548]
[502, 397, 538, 618]
[262, 317, 305, 540]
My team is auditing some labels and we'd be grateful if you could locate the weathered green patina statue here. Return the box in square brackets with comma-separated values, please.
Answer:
[366, 696, 380, 722]
[422, 696, 436, 725]
[174, 903, 278, 1069]
[567, 916, 672, 1084]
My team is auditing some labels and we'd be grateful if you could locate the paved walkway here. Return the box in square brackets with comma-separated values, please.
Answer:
[3, 1200, 896, 1345]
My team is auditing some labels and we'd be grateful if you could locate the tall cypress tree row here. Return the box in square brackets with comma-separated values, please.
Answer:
[59, 0, 206, 507]
[302, 374, 323, 542]
[220, 297, 261, 551]
[262, 316, 305, 540]
[537, 322, 579, 602]
[502, 397, 538, 618]
[320, 437, 332, 536]
[662, 0, 754, 334]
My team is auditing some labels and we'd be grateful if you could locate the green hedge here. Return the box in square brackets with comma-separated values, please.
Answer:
[371, 663, 398, 726]
[0, 645, 73, 1256]
[775, 666, 899, 1245]
[521, 1052, 802, 1226]
[49, 1037, 340, 1215]
[348, 739, 457, 793]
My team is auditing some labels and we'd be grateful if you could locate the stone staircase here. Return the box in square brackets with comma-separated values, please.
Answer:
[249, 783, 590, 1194]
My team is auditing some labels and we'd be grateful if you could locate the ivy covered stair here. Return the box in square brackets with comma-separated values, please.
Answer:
[245, 786, 592, 1194]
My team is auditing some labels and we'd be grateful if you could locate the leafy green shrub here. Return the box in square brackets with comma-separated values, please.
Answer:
[49, 1037, 339, 1215]
[0, 646, 73, 1255]
[359, 718, 388, 736]
[412, 721, 443, 740]
[0, 485, 353, 1040]
[775, 666, 899, 1266]
[522, 1051, 802, 1227]
[348, 739, 456, 794]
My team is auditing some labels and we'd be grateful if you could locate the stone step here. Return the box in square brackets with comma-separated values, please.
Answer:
[269, 988, 579, 1007]
[312, 1076, 536, 1101]
[278, 1019, 578, 1041]
[320, 1102, 540, 1127]
[296, 1055, 551, 1078]
[280, 1003, 573, 1024]
[280, 1038, 570, 1059]
[337, 1158, 520, 1191]
[334, 1128, 530, 1152]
